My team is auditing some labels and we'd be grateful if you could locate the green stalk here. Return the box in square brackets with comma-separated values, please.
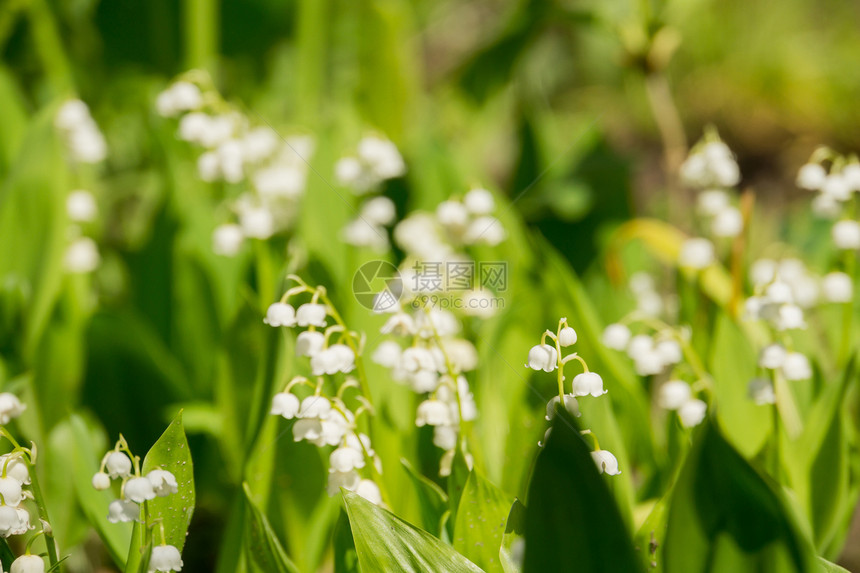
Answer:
[184, 0, 218, 72]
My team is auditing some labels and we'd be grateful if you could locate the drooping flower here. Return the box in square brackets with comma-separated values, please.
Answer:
[591, 450, 621, 475]
[678, 399, 707, 428]
[147, 470, 179, 497]
[658, 380, 692, 410]
[296, 303, 327, 327]
[105, 451, 133, 479]
[107, 499, 139, 523]
[148, 544, 184, 572]
[270, 392, 300, 419]
[526, 344, 558, 372]
[601, 323, 631, 350]
[263, 303, 296, 327]
[415, 400, 452, 427]
[545, 395, 580, 420]
[572, 372, 607, 397]
[124, 477, 156, 503]
[10, 554, 45, 573]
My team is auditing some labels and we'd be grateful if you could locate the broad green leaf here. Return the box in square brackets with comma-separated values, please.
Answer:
[499, 500, 526, 573]
[401, 458, 449, 535]
[69, 414, 133, 568]
[242, 483, 300, 573]
[333, 509, 360, 573]
[817, 556, 850, 572]
[342, 490, 483, 573]
[662, 419, 816, 573]
[446, 445, 473, 527]
[454, 472, 513, 573]
[125, 412, 195, 573]
[523, 409, 643, 573]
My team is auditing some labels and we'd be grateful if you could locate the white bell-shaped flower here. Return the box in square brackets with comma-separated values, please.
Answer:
[463, 188, 495, 215]
[296, 303, 327, 327]
[526, 344, 557, 372]
[263, 303, 296, 327]
[361, 197, 397, 226]
[295, 331, 325, 357]
[442, 339, 479, 372]
[371, 341, 401, 368]
[796, 163, 827, 190]
[634, 352, 665, 376]
[748, 378, 776, 405]
[55, 99, 91, 130]
[822, 174, 851, 200]
[0, 455, 30, 485]
[92, 472, 111, 491]
[380, 313, 415, 336]
[66, 190, 98, 222]
[545, 394, 580, 420]
[299, 397, 331, 419]
[355, 479, 383, 506]
[107, 499, 139, 523]
[315, 410, 353, 447]
[345, 433, 374, 456]
[330, 447, 365, 473]
[327, 470, 360, 496]
[436, 200, 469, 228]
[271, 392, 300, 419]
[678, 399, 707, 427]
[212, 224, 244, 257]
[124, 477, 156, 503]
[655, 339, 682, 365]
[821, 272, 853, 303]
[601, 323, 631, 350]
[64, 237, 100, 273]
[415, 400, 452, 427]
[776, 304, 806, 331]
[433, 426, 458, 450]
[147, 470, 178, 497]
[105, 451, 132, 479]
[833, 220, 860, 250]
[0, 505, 21, 537]
[572, 372, 607, 397]
[409, 370, 440, 393]
[678, 238, 715, 269]
[782, 352, 812, 381]
[759, 344, 786, 370]
[558, 327, 577, 347]
[711, 206, 743, 237]
[310, 344, 355, 376]
[11, 507, 31, 536]
[626, 334, 653, 360]
[591, 450, 621, 475]
[696, 189, 729, 216]
[400, 347, 436, 373]
[658, 380, 691, 410]
[148, 544, 184, 572]
[292, 419, 323, 442]
[10, 554, 45, 573]
[0, 477, 23, 506]
[464, 216, 506, 246]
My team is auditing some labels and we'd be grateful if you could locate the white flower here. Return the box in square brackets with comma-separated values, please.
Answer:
[400, 347, 436, 373]
[678, 399, 707, 427]
[361, 197, 397, 226]
[241, 127, 279, 163]
[711, 206, 743, 237]
[782, 352, 811, 381]
[591, 450, 621, 475]
[335, 157, 363, 186]
[212, 224, 244, 256]
[822, 174, 851, 201]
[372, 341, 401, 368]
[105, 452, 132, 479]
[833, 220, 860, 250]
[748, 378, 775, 405]
[679, 238, 715, 269]
[464, 216, 506, 246]
[433, 426, 458, 450]
[296, 303, 327, 327]
[626, 334, 654, 360]
[196, 151, 220, 181]
[148, 544, 184, 572]
[341, 219, 388, 250]
[791, 275, 819, 308]
[55, 99, 91, 130]
[0, 505, 21, 537]
[299, 396, 331, 419]
[107, 499, 139, 523]
[796, 163, 827, 190]
[436, 200, 469, 228]
[812, 194, 841, 218]
[238, 206, 275, 240]
[558, 326, 577, 347]
[821, 272, 853, 303]
[463, 188, 495, 215]
[271, 392, 300, 419]
[634, 352, 664, 376]
[64, 237, 100, 273]
[776, 304, 806, 331]
[601, 323, 631, 350]
[526, 344, 558, 372]
[156, 81, 202, 117]
[10, 555, 44, 573]
[0, 456, 29, 486]
[147, 470, 179, 497]
[12, 507, 31, 535]
[124, 477, 156, 503]
[296, 331, 325, 357]
[572, 372, 606, 397]
[92, 472, 111, 490]
[310, 344, 355, 375]
[696, 189, 730, 216]
[409, 370, 439, 393]
[442, 339, 479, 371]
[66, 190, 98, 222]
[655, 339, 682, 365]
[355, 479, 383, 505]
[357, 136, 405, 180]
[330, 447, 365, 473]
[0, 394, 25, 426]
[545, 394, 580, 420]
[292, 419, 323, 442]
[315, 409, 353, 447]
[415, 309, 461, 338]
[750, 259, 777, 286]
[381, 313, 415, 336]
[759, 344, 786, 370]
[460, 290, 498, 318]
[263, 303, 296, 327]
[345, 433, 374, 456]
[765, 281, 794, 305]
[254, 165, 305, 198]
[658, 380, 692, 410]
[415, 400, 452, 427]
[327, 470, 360, 496]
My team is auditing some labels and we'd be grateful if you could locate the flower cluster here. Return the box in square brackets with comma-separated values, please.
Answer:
[797, 149, 860, 225]
[266, 277, 384, 505]
[92, 437, 182, 572]
[54, 99, 107, 164]
[371, 304, 478, 476]
[335, 136, 406, 195]
[527, 319, 620, 475]
[680, 135, 740, 190]
[156, 73, 314, 255]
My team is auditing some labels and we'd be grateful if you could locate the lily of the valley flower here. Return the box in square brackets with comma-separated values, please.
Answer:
[526, 344, 558, 372]
[591, 450, 621, 476]
[149, 544, 184, 573]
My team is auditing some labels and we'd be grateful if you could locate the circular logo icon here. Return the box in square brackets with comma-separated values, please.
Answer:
[352, 260, 402, 311]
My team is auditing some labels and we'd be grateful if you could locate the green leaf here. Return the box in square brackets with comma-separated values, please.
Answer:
[499, 500, 526, 573]
[124, 411, 195, 572]
[69, 414, 133, 569]
[446, 445, 473, 527]
[523, 409, 643, 573]
[401, 458, 449, 535]
[342, 490, 483, 573]
[242, 483, 300, 573]
[454, 472, 513, 573]
[662, 419, 816, 573]
[817, 556, 850, 572]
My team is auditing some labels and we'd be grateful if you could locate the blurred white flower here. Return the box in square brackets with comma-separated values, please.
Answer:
[782, 352, 811, 381]
[821, 272, 853, 303]
[463, 188, 495, 215]
[66, 190, 98, 222]
[759, 344, 786, 370]
[0, 394, 26, 425]
[678, 399, 707, 427]
[327, 470, 360, 496]
[679, 238, 715, 269]
[64, 237, 100, 273]
[832, 220, 860, 250]
[329, 447, 365, 473]
[602, 323, 631, 350]
[107, 499, 139, 523]
[711, 206, 743, 237]
[415, 400, 452, 427]
[296, 331, 325, 357]
[372, 341, 401, 368]
[658, 380, 691, 410]
[156, 80, 202, 117]
[796, 163, 827, 190]
[92, 472, 111, 490]
[310, 344, 355, 376]
[696, 189, 730, 216]
[355, 479, 383, 505]
[748, 377, 775, 405]
[212, 224, 244, 256]
[361, 197, 397, 226]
